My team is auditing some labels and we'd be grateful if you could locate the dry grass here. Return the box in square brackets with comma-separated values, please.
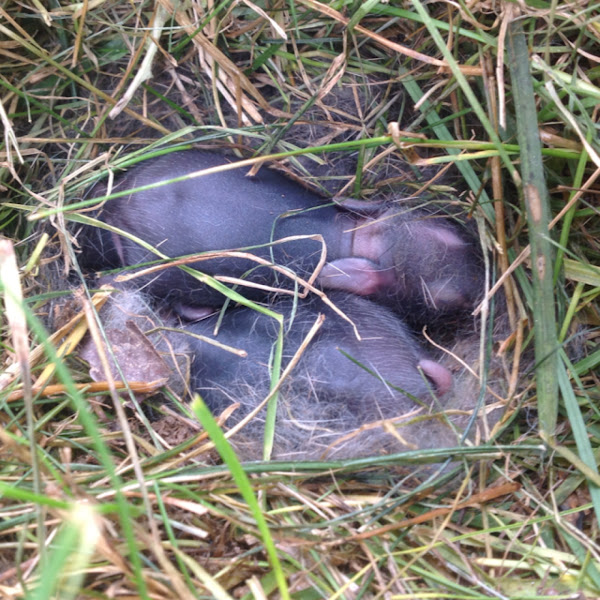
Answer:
[1, 1, 599, 598]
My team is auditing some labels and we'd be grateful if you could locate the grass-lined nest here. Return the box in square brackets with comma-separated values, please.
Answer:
[0, 1, 599, 598]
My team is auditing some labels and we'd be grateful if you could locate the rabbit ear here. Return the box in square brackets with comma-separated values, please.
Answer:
[418, 359, 453, 396]
[318, 257, 395, 295]
[333, 197, 391, 216]
[172, 304, 216, 322]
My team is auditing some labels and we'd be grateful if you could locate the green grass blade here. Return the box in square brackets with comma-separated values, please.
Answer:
[192, 396, 290, 600]
[507, 21, 559, 440]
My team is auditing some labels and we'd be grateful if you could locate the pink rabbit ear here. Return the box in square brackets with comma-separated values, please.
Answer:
[418, 359, 453, 396]
[418, 220, 469, 249]
[318, 258, 396, 295]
